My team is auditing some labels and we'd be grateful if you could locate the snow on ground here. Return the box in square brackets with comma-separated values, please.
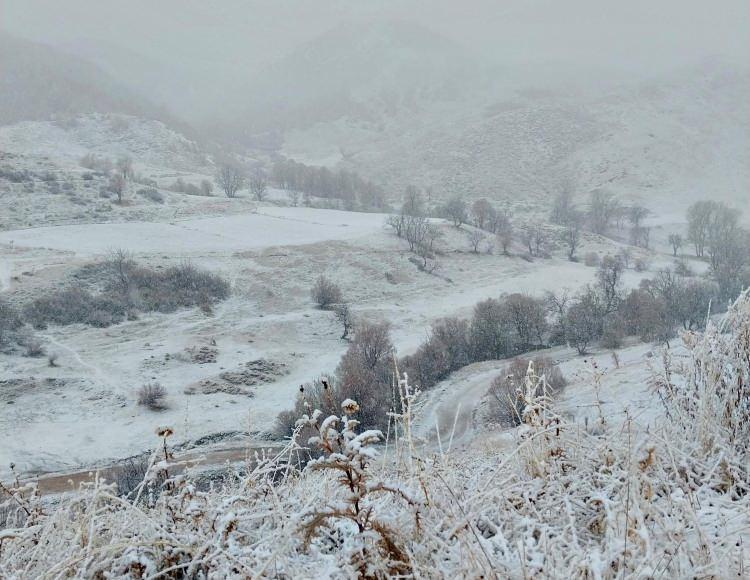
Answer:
[0, 114, 209, 173]
[0, 201, 673, 478]
[0, 207, 390, 257]
[412, 340, 668, 456]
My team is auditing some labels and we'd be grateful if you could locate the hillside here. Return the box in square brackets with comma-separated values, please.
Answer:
[0, 32, 175, 127]
[216, 19, 481, 141]
[282, 62, 750, 211]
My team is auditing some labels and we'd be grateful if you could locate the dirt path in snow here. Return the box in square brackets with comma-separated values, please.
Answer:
[413, 346, 581, 449]
[25, 442, 285, 496]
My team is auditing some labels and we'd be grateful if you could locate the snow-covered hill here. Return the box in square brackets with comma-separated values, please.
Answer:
[0, 32, 169, 126]
[281, 62, 749, 212]
[0, 113, 209, 174]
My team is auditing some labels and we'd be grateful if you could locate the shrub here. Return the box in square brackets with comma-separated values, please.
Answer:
[673, 259, 693, 277]
[21, 259, 229, 330]
[136, 188, 165, 204]
[0, 299, 23, 345]
[122, 262, 230, 313]
[311, 276, 343, 310]
[583, 252, 600, 267]
[137, 382, 168, 411]
[21, 339, 45, 358]
[488, 356, 566, 426]
[23, 287, 127, 329]
[335, 321, 395, 431]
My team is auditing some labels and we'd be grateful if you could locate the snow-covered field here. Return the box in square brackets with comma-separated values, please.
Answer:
[1, 196, 669, 478]
[0, 207, 389, 256]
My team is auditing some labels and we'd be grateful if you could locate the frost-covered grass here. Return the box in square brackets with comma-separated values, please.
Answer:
[1, 293, 748, 578]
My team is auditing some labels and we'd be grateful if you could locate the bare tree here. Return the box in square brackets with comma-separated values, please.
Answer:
[404, 215, 429, 252]
[386, 214, 406, 238]
[532, 225, 546, 257]
[545, 289, 571, 344]
[588, 190, 620, 235]
[200, 179, 213, 196]
[668, 233, 683, 257]
[596, 256, 625, 314]
[335, 320, 395, 430]
[471, 198, 494, 230]
[334, 303, 355, 340]
[501, 293, 548, 351]
[311, 276, 343, 310]
[496, 211, 513, 255]
[467, 229, 486, 253]
[686, 200, 718, 257]
[628, 205, 650, 228]
[215, 164, 245, 198]
[0, 299, 22, 345]
[249, 171, 268, 201]
[550, 183, 575, 225]
[630, 225, 651, 249]
[566, 291, 603, 355]
[116, 156, 134, 181]
[561, 212, 583, 261]
[107, 248, 136, 298]
[109, 173, 126, 204]
[521, 225, 545, 257]
[469, 298, 513, 360]
[402, 185, 424, 217]
[442, 195, 468, 228]
[288, 190, 300, 206]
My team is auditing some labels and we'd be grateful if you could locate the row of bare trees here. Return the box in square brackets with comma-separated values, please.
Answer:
[214, 164, 268, 200]
[270, 158, 385, 210]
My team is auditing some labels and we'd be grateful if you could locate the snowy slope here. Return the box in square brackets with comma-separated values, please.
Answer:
[0, 113, 209, 173]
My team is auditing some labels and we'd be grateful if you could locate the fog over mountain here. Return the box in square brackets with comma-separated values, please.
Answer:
[1, 0, 747, 126]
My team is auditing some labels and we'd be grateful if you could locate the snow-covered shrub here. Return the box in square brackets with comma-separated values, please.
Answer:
[584, 251, 600, 267]
[297, 399, 420, 576]
[137, 382, 168, 411]
[23, 287, 127, 329]
[0, 299, 22, 345]
[311, 275, 343, 310]
[21, 259, 229, 329]
[488, 356, 566, 425]
[136, 187, 165, 204]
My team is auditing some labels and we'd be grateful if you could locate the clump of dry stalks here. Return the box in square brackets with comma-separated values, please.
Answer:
[1, 292, 749, 578]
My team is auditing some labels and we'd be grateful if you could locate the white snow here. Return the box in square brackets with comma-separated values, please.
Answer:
[0, 207, 389, 257]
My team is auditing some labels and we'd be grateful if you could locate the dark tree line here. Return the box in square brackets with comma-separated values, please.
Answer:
[270, 158, 386, 210]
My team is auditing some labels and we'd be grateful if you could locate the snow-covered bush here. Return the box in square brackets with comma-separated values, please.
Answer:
[136, 187, 165, 204]
[311, 275, 343, 310]
[488, 356, 566, 425]
[137, 382, 168, 411]
[21, 258, 229, 329]
[0, 299, 22, 345]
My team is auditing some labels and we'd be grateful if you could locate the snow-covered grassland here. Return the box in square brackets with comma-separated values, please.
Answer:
[1, 292, 748, 578]
[0, 199, 669, 477]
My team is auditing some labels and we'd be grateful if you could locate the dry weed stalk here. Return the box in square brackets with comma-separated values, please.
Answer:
[297, 398, 421, 577]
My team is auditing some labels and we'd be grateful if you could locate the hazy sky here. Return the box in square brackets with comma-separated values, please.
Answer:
[2, 0, 747, 121]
